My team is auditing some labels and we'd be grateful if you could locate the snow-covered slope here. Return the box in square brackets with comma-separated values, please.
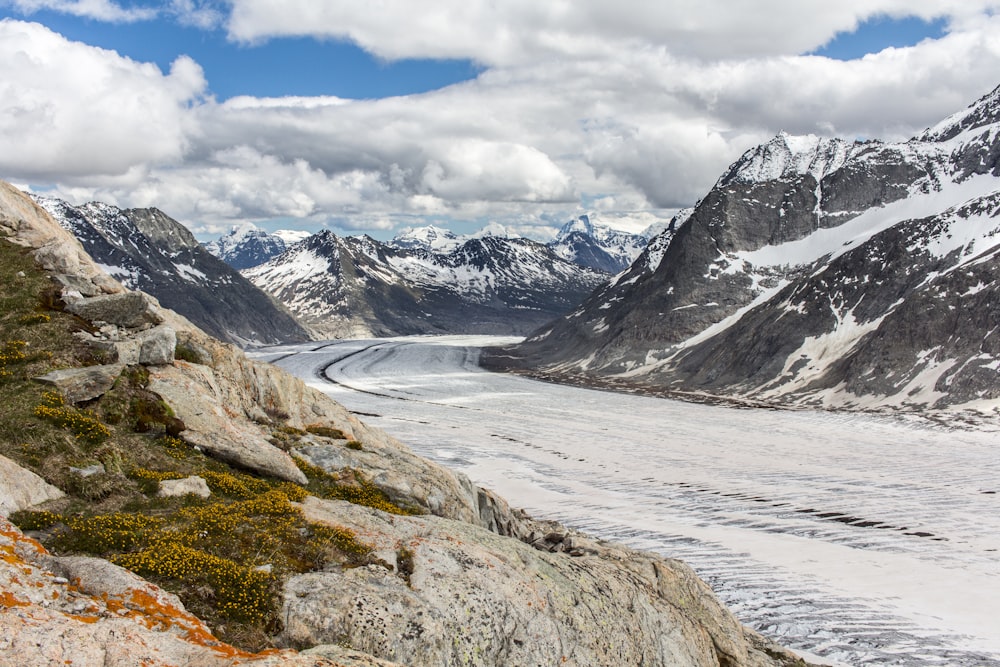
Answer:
[494, 84, 1000, 414]
[548, 215, 648, 273]
[204, 223, 287, 270]
[35, 196, 310, 346]
[246, 231, 609, 338]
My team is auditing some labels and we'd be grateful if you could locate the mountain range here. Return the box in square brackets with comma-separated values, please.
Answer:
[34, 197, 310, 346]
[489, 84, 1000, 414]
[244, 230, 611, 338]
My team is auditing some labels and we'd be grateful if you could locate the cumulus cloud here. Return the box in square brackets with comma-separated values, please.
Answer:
[2, 3, 1000, 238]
[224, 0, 1000, 62]
[0, 19, 205, 179]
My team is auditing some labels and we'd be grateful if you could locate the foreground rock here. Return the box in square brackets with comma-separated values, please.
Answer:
[285, 497, 803, 667]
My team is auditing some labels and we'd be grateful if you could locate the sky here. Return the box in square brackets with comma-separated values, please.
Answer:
[1, 2, 999, 242]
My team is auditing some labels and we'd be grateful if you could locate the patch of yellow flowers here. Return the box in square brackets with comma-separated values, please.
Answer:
[33, 391, 111, 444]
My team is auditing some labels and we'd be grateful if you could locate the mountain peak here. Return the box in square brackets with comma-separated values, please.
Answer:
[555, 215, 595, 241]
[719, 132, 855, 187]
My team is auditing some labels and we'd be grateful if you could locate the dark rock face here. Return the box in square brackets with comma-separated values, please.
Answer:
[494, 85, 1000, 412]
[246, 231, 609, 338]
[35, 197, 310, 346]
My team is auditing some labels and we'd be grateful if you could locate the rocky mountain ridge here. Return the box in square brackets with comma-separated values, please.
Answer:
[0, 179, 806, 666]
[245, 230, 610, 338]
[34, 196, 310, 347]
[492, 84, 1000, 414]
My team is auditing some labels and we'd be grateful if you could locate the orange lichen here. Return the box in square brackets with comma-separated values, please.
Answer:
[0, 590, 31, 608]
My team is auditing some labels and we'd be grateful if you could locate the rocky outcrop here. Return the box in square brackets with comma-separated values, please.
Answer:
[64, 292, 165, 329]
[283, 497, 803, 667]
[147, 362, 309, 484]
[0, 455, 64, 516]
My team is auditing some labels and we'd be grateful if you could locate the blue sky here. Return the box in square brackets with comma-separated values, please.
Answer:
[3, 8, 484, 100]
[1, 2, 998, 241]
[814, 15, 948, 60]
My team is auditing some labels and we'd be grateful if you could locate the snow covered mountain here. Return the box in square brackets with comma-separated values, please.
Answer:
[35, 197, 310, 346]
[245, 231, 609, 338]
[548, 215, 648, 273]
[491, 84, 1000, 414]
[204, 223, 286, 270]
[389, 224, 462, 253]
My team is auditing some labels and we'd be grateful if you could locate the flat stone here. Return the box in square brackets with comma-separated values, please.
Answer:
[66, 292, 163, 329]
[34, 364, 124, 404]
[158, 475, 211, 499]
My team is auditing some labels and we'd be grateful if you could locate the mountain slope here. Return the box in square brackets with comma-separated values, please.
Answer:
[35, 196, 310, 346]
[246, 231, 609, 338]
[204, 222, 287, 269]
[494, 85, 1000, 413]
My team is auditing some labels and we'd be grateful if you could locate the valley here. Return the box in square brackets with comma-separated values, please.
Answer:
[253, 336, 1000, 667]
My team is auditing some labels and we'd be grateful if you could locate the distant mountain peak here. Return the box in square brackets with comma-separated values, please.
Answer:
[549, 214, 648, 274]
[390, 224, 461, 252]
[35, 195, 309, 345]
[247, 230, 609, 338]
[556, 215, 595, 240]
[205, 224, 287, 270]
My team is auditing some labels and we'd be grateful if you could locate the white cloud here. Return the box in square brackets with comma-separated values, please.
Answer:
[2, 5, 1000, 239]
[224, 0, 1000, 62]
[0, 19, 205, 179]
[4, 0, 157, 22]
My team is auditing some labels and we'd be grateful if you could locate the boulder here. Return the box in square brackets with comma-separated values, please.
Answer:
[158, 475, 211, 499]
[137, 323, 176, 365]
[33, 363, 124, 404]
[0, 455, 64, 516]
[65, 292, 164, 329]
